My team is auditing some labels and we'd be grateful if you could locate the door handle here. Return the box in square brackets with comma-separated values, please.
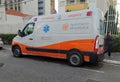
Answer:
[29, 38, 33, 40]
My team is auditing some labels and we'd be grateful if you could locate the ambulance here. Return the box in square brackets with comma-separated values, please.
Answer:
[12, 8, 104, 66]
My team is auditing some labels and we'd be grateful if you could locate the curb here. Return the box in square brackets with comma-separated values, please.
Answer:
[3, 45, 11, 50]
[103, 59, 120, 65]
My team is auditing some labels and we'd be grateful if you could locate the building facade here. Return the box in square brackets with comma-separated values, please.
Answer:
[21, 0, 53, 16]
[55, 0, 112, 15]
[21, 0, 38, 16]
[0, 0, 54, 34]
[1, 0, 23, 12]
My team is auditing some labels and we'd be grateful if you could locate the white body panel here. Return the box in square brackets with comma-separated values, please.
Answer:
[13, 8, 104, 48]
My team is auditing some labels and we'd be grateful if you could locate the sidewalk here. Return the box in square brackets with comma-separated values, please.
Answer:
[3, 44, 120, 65]
[103, 53, 120, 65]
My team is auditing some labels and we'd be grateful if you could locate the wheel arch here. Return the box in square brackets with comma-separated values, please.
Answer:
[67, 48, 84, 66]
[12, 45, 21, 52]
[67, 48, 83, 59]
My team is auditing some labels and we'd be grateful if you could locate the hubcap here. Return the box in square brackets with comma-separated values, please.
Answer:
[14, 48, 20, 56]
[70, 54, 80, 65]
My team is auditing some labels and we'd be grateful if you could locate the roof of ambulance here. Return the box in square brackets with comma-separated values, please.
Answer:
[28, 8, 103, 23]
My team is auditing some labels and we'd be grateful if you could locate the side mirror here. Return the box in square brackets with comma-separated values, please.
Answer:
[18, 30, 23, 37]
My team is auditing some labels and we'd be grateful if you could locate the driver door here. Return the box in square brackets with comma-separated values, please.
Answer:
[21, 22, 35, 47]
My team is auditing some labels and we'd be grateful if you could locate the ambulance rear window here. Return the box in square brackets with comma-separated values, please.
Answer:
[99, 20, 104, 35]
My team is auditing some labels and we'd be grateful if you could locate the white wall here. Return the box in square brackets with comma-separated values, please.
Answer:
[0, 15, 26, 34]
[6, 15, 24, 24]
[0, 3, 32, 34]
[0, 0, 54, 34]
[21, 0, 52, 15]
[21, 0, 38, 16]
[0, 23, 23, 34]
[0, 6, 5, 23]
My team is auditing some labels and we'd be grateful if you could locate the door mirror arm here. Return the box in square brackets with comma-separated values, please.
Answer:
[18, 30, 23, 37]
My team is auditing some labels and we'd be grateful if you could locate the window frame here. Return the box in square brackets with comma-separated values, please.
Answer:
[22, 22, 35, 37]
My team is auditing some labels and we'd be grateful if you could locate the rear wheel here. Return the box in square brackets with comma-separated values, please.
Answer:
[12, 46, 22, 57]
[67, 50, 83, 66]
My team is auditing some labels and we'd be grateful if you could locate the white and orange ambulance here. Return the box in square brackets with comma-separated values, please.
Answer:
[12, 8, 104, 66]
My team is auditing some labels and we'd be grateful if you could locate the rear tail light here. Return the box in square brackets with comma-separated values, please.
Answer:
[94, 35, 99, 52]
[87, 11, 92, 16]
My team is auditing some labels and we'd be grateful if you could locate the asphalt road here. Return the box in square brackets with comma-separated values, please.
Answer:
[0, 48, 120, 82]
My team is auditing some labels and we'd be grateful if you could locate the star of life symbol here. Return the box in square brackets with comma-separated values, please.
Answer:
[43, 25, 50, 33]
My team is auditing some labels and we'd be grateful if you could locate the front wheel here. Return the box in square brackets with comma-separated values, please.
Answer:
[12, 46, 22, 57]
[67, 51, 83, 66]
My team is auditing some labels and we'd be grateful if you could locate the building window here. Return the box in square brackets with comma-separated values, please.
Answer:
[5, 0, 8, 10]
[15, 6, 17, 11]
[10, 0, 13, 3]
[70, 0, 75, 3]
[39, 12, 44, 15]
[51, 0, 54, 8]
[18, 6, 20, 11]
[10, 4, 13, 9]
[51, 0, 55, 14]
[18, 0, 20, 2]
[67, 0, 75, 5]
[38, 7, 43, 9]
[80, 0, 86, 3]
[10, 7, 13, 10]
[38, 1, 43, 4]
[18, 3, 21, 11]
[0, 0, 1, 5]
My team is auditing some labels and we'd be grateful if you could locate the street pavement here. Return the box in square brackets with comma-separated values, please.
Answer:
[3, 44, 120, 65]
[0, 45, 120, 82]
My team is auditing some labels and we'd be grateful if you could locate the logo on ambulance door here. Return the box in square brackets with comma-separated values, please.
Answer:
[43, 25, 50, 33]
[62, 23, 69, 30]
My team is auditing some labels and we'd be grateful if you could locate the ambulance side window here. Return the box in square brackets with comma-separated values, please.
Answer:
[22, 23, 35, 36]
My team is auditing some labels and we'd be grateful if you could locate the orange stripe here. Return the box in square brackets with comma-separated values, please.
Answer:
[12, 39, 95, 59]
[42, 39, 95, 52]
[12, 41, 66, 59]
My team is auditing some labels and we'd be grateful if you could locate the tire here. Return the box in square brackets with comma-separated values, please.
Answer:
[67, 50, 83, 66]
[12, 46, 22, 57]
[0, 47, 2, 50]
